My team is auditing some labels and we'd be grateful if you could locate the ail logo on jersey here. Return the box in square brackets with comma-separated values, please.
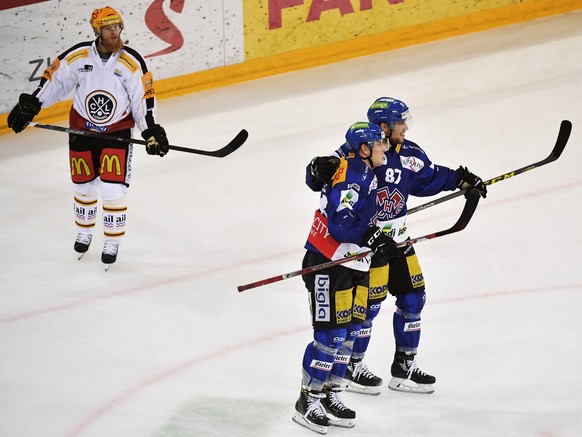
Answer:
[400, 155, 425, 172]
[85, 91, 117, 124]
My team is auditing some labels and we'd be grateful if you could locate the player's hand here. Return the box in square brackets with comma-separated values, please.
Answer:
[364, 227, 399, 258]
[8, 93, 41, 134]
[309, 156, 340, 182]
[141, 124, 169, 157]
[456, 165, 487, 198]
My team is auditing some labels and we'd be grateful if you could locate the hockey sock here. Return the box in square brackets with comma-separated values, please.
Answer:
[351, 301, 381, 360]
[393, 291, 426, 353]
[302, 328, 345, 391]
[102, 196, 127, 245]
[329, 322, 360, 382]
[74, 193, 98, 236]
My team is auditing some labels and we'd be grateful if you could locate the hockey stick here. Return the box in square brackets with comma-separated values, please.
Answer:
[28, 122, 248, 158]
[237, 188, 481, 292]
[407, 119, 572, 215]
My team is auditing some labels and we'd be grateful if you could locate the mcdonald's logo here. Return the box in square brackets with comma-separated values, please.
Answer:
[100, 154, 121, 176]
[71, 157, 91, 177]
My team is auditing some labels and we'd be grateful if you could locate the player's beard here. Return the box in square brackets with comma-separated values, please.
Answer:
[99, 35, 124, 54]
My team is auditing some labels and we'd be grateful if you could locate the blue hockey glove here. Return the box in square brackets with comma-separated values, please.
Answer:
[456, 166, 487, 198]
[8, 93, 41, 133]
[142, 124, 169, 157]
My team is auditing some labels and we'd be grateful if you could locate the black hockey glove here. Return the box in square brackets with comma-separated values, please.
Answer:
[456, 165, 487, 198]
[141, 124, 169, 157]
[309, 156, 341, 182]
[364, 227, 399, 258]
[7, 93, 41, 133]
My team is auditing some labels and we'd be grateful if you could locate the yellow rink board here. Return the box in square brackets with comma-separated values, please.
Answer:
[1, 0, 580, 133]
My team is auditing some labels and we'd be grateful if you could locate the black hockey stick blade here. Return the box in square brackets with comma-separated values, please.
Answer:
[407, 120, 572, 215]
[237, 189, 480, 292]
[28, 122, 247, 158]
[170, 129, 248, 157]
[547, 119, 571, 160]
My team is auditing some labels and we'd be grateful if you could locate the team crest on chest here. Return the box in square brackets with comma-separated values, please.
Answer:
[85, 90, 117, 124]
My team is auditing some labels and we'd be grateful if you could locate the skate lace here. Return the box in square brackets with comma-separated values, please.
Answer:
[306, 398, 326, 419]
[352, 361, 375, 380]
[102, 241, 119, 256]
[327, 391, 348, 411]
[76, 233, 92, 245]
[406, 360, 428, 378]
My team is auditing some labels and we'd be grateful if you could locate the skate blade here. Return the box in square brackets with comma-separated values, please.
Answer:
[326, 415, 355, 428]
[388, 377, 434, 394]
[346, 382, 382, 396]
[77, 252, 87, 261]
[292, 412, 328, 435]
[104, 264, 113, 272]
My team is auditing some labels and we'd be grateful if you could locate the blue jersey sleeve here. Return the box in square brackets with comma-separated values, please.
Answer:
[325, 158, 376, 245]
[405, 142, 460, 196]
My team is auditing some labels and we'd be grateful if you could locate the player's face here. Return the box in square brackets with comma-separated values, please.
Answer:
[379, 122, 390, 136]
[370, 139, 388, 167]
[99, 25, 123, 53]
[390, 121, 408, 145]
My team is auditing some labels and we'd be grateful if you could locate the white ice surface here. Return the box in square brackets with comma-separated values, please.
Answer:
[1, 10, 582, 437]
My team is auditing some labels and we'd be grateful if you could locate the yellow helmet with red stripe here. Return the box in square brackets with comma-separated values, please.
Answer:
[90, 6, 124, 36]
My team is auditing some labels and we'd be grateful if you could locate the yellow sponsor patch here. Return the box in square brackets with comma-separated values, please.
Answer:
[118, 53, 138, 73]
[42, 57, 61, 81]
[335, 288, 353, 324]
[100, 154, 122, 176]
[407, 253, 425, 288]
[65, 49, 89, 65]
[331, 157, 348, 187]
[141, 71, 156, 98]
[70, 156, 91, 177]
[352, 285, 368, 322]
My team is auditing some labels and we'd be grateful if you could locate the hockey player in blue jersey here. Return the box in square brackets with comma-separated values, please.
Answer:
[293, 122, 398, 434]
[307, 97, 487, 395]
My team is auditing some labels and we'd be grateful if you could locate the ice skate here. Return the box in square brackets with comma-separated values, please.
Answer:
[292, 388, 329, 435]
[345, 359, 383, 395]
[74, 233, 92, 260]
[101, 241, 119, 270]
[321, 386, 356, 428]
[388, 352, 435, 394]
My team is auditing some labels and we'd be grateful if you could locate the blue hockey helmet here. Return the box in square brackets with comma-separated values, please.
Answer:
[367, 97, 411, 128]
[345, 122, 384, 153]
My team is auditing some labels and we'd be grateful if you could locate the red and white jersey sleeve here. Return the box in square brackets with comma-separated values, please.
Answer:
[33, 40, 157, 133]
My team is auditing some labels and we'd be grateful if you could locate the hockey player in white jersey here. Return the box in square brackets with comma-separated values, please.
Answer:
[7, 6, 169, 268]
